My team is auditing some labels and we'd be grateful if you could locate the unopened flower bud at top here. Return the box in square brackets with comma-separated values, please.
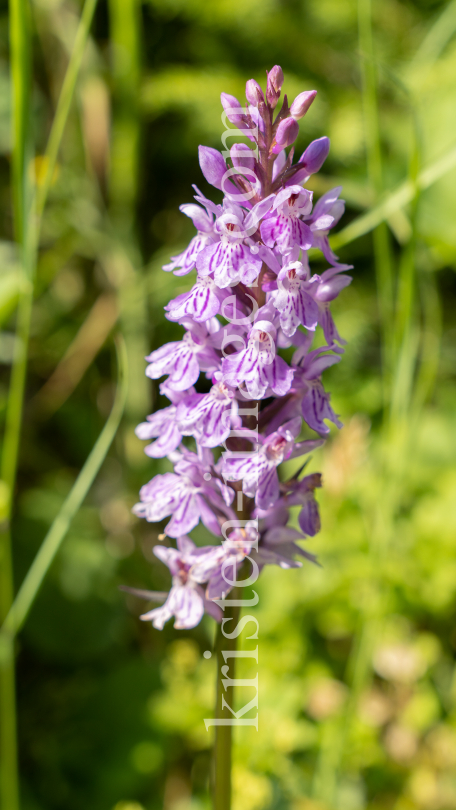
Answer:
[271, 117, 299, 154]
[220, 92, 245, 127]
[287, 136, 330, 185]
[300, 136, 330, 174]
[245, 79, 264, 106]
[266, 65, 284, 108]
[290, 90, 317, 120]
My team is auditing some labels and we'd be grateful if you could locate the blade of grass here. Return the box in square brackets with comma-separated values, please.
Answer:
[2, 0, 101, 584]
[32, 292, 118, 416]
[357, 0, 394, 398]
[34, 0, 98, 229]
[9, 0, 31, 247]
[411, 0, 456, 68]
[108, 0, 150, 438]
[2, 0, 101, 524]
[0, 270, 28, 327]
[412, 266, 442, 415]
[389, 110, 422, 426]
[0, 0, 32, 805]
[1, 4, 98, 806]
[329, 143, 456, 252]
[0, 336, 127, 641]
[312, 3, 395, 803]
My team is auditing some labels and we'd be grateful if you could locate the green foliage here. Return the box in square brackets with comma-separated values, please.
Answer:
[1, 0, 456, 809]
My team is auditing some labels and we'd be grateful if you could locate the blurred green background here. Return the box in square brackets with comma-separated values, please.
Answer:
[1, 0, 456, 808]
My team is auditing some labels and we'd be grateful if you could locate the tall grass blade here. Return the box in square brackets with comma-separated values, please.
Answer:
[1, 336, 127, 640]
[34, 0, 98, 228]
[0, 0, 32, 805]
[330, 143, 456, 250]
[108, 0, 150, 431]
[412, 0, 456, 67]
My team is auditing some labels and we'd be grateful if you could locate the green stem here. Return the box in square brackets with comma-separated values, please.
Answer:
[213, 595, 241, 810]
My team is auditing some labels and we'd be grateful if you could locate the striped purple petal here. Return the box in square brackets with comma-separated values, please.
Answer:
[197, 240, 262, 288]
[163, 232, 217, 276]
[135, 405, 182, 458]
[177, 383, 235, 447]
[166, 275, 222, 322]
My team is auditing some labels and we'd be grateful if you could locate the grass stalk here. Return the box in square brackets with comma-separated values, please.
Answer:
[0, 335, 124, 807]
[312, 3, 395, 802]
[411, 267, 442, 416]
[1, 337, 127, 641]
[0, 0, 32, 805]
[1, 2, 99, 806]
[329, 142, 456, 252]
[34, 0, 99, 230]
[358, 0, 394, 398]
[108, 0, 150, 430]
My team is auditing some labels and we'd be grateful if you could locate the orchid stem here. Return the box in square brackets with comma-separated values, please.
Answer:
[213, 596, 241, 810]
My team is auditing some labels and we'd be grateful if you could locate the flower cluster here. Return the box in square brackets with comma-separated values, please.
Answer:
[132, 67, 352, 630]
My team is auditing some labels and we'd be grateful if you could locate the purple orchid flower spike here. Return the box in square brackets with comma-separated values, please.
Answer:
[140, 537, 222, 629]
[129, 66, 352, 634]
